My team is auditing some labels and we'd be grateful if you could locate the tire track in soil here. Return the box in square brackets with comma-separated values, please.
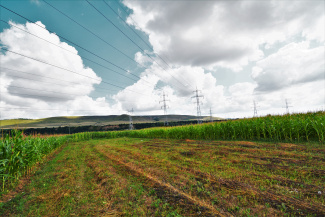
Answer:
[83, 144, 122, 217]
[102, 145, 325, 216]
[93, 146, 231, 217]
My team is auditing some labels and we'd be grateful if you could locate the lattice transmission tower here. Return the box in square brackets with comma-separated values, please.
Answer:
[159, 92, 169, 126]
[210, 107, 213, 122]
[253, 100, 258, 117]
[128, 108, 134, 130]
[192, 87, 204, 124]
[284, 99, 292, 114]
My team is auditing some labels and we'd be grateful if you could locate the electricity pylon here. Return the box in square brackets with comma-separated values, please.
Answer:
[210, 107, 213, 122]
[192, 87, 204, 124]
[253, 100, 258, 117]
[128, 108, 134, 130]
[159, 92, 169, 126]
[284, 99, 292, 114]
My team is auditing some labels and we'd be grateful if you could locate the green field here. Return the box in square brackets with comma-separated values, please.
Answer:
[1, 112, 324, 216]
[1, 138, 324, 216]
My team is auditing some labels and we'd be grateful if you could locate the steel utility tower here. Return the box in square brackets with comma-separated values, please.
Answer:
[192, 87, 204, 124]
[160, 92, 169, 126]
[210, 107, 213, 122]
[128, 108, 134, 130]
[285, 99, 292, 114]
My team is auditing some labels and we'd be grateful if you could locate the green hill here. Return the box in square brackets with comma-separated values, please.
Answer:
[0, 115, 221, 129]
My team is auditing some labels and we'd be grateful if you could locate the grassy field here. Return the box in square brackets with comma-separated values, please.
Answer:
[1, 112, 324, 216]
[0, 119, 43, 127]
[1, 137, 324, 216]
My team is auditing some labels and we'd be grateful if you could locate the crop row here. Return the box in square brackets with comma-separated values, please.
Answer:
[0, 131, 67, 192]
[68, 111, 325, 143]
[1, 111, 324, 192]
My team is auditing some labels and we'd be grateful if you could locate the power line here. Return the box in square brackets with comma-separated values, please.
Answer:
[2, 81, 127, 102]
[1, 3, 192, 94]
[114, 1, 172, 68]
[114, 0, 196, 90]
[41, 0, 145, 71]
[1, 67, 85, 86]
[4, 85, 88, 98]
[0, 107, 121, 112]
[38, 1, 171, 92]
[114, 1, 168, 65]
[1, 72, 110, 94]
[0, 5, 147, 85]
[40, 0, 163, 89]
[86, 0, 188, 90]
[1, 91, 74, 101]
[104, 0, 152, 50]
[0, 67, 119, 93]
[0, 20, 139, 85]
[0, 68, 158, 114]
[0, 19, 163, 91]
[1, 47, 151, 97]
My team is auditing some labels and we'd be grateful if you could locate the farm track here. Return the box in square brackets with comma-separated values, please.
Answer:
[1, 137, 324, 216]
[97, 142, 325, 216]
[92, 145, 229, 217]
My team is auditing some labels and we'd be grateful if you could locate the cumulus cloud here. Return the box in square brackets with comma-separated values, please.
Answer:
[117, 0, 324, 118]
[251, 41, 324, 92]
[113, 74, 161, 112]
[0, 21, 113, 119]
[113, 61, 232, 117]
[253, 80, 325, 115]
[124, 0, 324, 70]
[1, 1, 324, 120]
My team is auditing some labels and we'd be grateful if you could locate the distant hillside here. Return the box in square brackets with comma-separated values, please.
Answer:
[0, 115, 222, 129]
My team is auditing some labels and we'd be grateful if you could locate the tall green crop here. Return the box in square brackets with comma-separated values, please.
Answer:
[3, 112, 321, 192]
[0, 131, 67, 192]
[77, 112, 325, 142]
[66, 111, 325, 143]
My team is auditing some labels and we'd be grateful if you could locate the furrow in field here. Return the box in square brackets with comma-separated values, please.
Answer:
[93, 145, 231, 217]
[99, 141, 325, 216]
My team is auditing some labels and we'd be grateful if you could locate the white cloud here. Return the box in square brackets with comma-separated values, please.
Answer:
[254, 80, 325, 116]
[0, 21, 113, 119]
[251, 41, 324, 92]
[134, 51, 152, 66]
[113, 74, 161, 112]
[1, 1, 324, 120]
[124, 0, 324, 71]
[30, 0, 40, 6]
[112, 62, 233, 117]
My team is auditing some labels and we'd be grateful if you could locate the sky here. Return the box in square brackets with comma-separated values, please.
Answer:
[0, 0, 324, 120]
